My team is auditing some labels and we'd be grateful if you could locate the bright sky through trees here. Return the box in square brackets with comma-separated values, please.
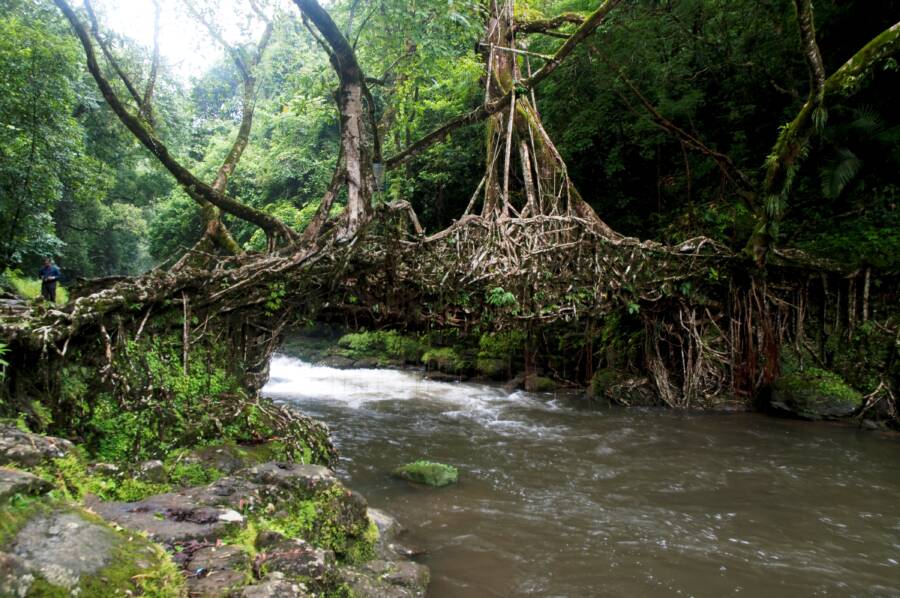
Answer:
[95, 0, 271, 82]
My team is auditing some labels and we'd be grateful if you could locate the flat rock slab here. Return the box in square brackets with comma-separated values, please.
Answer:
[87, 496, 239, 545]
[0, 425, 73, 467]
[88, 462, 344, 546]
[187, 568, 247, 597]
[8, 511, 118, 590]
[0, 467, 52, 502]
[256, 539, 334, 583]
[188, 544, 250, 573]
[239, 572, 313, 597]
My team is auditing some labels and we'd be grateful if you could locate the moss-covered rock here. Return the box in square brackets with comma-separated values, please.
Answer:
[524, 375, 557, 392]
[392, 461, 458, 487]
[0, 501, 184, 597]
[770, 368, 863, 420]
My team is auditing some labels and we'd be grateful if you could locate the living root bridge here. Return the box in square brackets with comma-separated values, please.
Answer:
[3, 205, 898, 438]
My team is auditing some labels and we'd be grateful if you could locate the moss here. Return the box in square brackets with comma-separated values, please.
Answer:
[392, 461, 458, 487]
[525, 375, 556, 392]
[475, 357, 507, 378]
[1, 501, 185, 597]
[166, 461, 223, 487]
[591, 368, 626, 398]
[771, 367, 863, 420]
[421, 347, 467, 374]
[28, 454, 170, 502]
[0, 494, 49, 547]
[344, 518, 379, 564]
[246, 485, 374, 563]
[79, 532, 186, 598]
[337, 330, 423, 364]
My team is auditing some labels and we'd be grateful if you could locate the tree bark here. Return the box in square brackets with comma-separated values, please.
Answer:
[293, 0, 378, 239]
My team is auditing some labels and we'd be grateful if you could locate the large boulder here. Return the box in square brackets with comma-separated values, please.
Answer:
[0, 506, 183, 596]
[0, 424, 74, 467]
[770, 368, 863, 420]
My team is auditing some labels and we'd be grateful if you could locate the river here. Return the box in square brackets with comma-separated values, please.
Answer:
[263, 355, 900, 597]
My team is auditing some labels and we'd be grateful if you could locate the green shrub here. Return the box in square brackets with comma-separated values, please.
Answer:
[337, 330, 423, 363]
[421, 347, 467, 373]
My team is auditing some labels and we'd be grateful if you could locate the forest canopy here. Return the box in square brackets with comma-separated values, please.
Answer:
[1, 0, 898, 279]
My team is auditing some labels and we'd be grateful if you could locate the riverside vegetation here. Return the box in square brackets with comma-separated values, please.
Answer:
[1, 0, 899, 595]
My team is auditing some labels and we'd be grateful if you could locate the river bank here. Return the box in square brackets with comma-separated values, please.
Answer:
[0, 422, 430, 597]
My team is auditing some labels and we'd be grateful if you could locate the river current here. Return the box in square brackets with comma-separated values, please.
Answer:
[263, 355, 900, 597]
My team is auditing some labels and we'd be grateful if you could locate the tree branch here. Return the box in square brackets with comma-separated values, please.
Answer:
[84, 0, 144, 108]
[139, 0, 161, 125]
[514, 12, 584, 34]
[54, 0, 298, 244]
[385, 0, 622, 169]
[749, 19, 900, 264]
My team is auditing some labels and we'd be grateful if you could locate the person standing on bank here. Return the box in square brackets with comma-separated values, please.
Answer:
[39, 257, 61, 303]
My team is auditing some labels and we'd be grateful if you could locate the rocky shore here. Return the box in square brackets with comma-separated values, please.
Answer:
[0, 425, 429, 597]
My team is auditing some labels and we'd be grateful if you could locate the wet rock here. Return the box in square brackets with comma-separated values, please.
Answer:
[137, 459, 168, 483]
[524, 375, 557, 392]
[392, 461, 458, 487]
[188, 544, 250, 574]
[0, 552, 34, 597]
[338, 561, 429, 598]
[423, 371, 465, 382]
[0, 467, 52, 502]
[88, 462, 120, 476]
[0, 424, 73, 467]
[239, 572, 313, 597]
[861, 418, 888, 431]
[770, 368, 862, 420]
[589, 369, 660, 407]
[182, 444, 256, 474]
[318, 355, 356, 369]
[381, 560, 430, 589]
[187, 568, 247, 597]
[368, 508, 402, 543]
[88, 461, 365, 548]
[87, 494, 238, 545]
[255, 530, 287, 550]
[8, 511, 117, 590]
[502, 373, 526, 392]
[256, 539, 334, 583]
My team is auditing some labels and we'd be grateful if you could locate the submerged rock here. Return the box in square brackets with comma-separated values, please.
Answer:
[770, 368, 863, 420]
[392, 461, 458, 487]
[0, 424, 74, 467]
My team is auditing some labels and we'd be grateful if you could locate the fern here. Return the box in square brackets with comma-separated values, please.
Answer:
[820, 147, 862, 199]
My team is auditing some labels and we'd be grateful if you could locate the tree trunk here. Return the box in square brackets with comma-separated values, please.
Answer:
[293, 0, 378, 240]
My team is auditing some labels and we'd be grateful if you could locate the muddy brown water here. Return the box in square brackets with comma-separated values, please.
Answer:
[264, 355, 900, 597]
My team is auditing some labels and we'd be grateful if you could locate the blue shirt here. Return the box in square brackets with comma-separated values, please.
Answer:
[39, 265, 60, 282]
